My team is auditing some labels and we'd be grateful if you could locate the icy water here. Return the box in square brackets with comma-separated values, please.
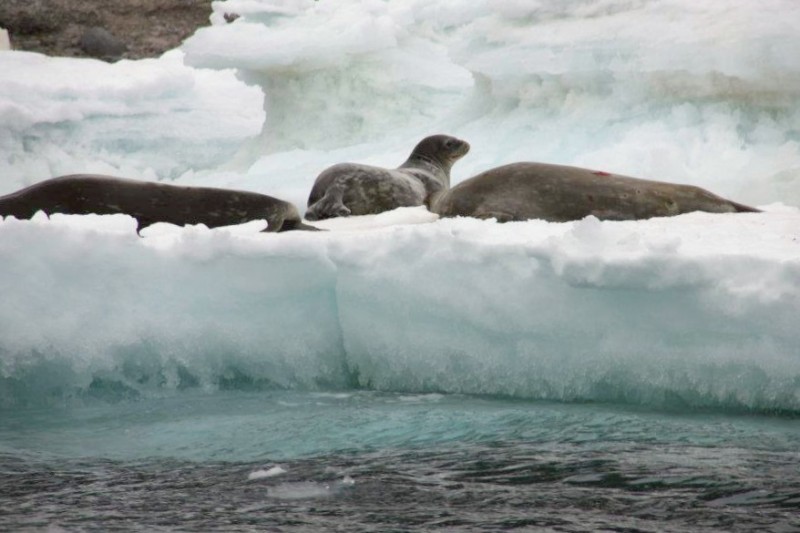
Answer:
[2, 391, 799, 532]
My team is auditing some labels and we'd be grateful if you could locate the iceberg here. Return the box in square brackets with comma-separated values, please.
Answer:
[1, 207, 798, 412]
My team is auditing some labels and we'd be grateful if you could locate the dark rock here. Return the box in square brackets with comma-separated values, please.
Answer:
[80, 26, 128, 60]
[0, 0, 213, 59]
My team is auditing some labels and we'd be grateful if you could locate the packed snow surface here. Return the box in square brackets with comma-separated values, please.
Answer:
[0, 0, 799, 411]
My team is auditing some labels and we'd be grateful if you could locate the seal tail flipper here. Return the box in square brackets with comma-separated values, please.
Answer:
[305, 186, 351, 221]
[730, 200, 761, 213]
[276, 219, 324, 232]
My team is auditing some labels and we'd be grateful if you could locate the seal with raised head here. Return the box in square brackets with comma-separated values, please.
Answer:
[432, 162, 760, 222]
[305, 134, 470, 221]
[0, 174, 319, 234]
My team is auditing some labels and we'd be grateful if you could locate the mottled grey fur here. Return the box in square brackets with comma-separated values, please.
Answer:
[433, 162, 759, 222]
[305, 134, 470, 220]
[0, 174, 319, 234]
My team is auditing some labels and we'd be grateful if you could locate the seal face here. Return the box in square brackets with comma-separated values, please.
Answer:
[305, 134, 470, 221]
[0, 174, 319, 234]
[433, 162, 759, 222]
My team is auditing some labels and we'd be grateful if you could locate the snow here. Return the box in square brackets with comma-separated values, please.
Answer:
[0, 50, 263, 187]
[0, 0, 799, 411]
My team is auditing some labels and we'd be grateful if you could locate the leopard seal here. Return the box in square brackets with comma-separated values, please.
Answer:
[433, 162, 760, 222]
[305, 134, 470, 221]
[0, 174, 320, 234]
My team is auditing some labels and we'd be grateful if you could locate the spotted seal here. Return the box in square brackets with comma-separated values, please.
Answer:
[305, 134, 470, 220]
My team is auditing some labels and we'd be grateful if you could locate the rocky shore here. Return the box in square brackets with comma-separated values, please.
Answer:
[0, 0, 213, 60]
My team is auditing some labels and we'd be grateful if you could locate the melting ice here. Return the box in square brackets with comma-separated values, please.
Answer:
[0, 0, 799, 413]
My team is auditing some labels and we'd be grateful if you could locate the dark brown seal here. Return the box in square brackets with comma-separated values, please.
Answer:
[0, 174, 319, 234]
[305, 134, 470, 221]
[433, 162, 760, 222]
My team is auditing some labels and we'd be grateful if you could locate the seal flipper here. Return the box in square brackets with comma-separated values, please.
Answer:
[261, 210, 324, 232]
[588, 209, 636, 221]
[135, 217, 155, 236]
[305, 186, 351, 221]
[473, 209, 518, 223]
[425, 189, 445, 211]
[262, 211, 287, 233]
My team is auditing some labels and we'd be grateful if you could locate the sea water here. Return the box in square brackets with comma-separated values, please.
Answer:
[2, 391, 799, 531]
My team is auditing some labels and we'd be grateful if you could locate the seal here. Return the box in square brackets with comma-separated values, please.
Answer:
[305, 134, 470, 221]
[0, 174, 320, 234]
[433, 162, 760, 222]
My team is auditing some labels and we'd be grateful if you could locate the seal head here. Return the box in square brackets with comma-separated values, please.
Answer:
[398, 134, 471, 189]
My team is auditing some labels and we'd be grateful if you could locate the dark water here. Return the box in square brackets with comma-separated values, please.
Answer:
[1, 392, 799, 532]
[4, 445, 800, 531]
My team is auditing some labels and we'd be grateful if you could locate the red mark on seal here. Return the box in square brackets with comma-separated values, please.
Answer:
[592, 171, 612, 176]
